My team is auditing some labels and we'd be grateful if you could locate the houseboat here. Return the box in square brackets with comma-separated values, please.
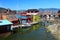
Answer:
[0, 12, 20, 30]
[0, 13, 19, 26]
[20, 9, 40, 25]
[16, 12, 31, 28]
[0, 20, 13, 33]
[0, 9, 19, 26]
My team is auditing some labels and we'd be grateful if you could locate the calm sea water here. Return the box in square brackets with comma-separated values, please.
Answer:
[4, 22, 57, 40]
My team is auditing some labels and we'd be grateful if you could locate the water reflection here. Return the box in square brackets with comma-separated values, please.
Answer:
[31, 23, 41, 30]
[5, 22, 57, 40]
[19, 23, 41, 34]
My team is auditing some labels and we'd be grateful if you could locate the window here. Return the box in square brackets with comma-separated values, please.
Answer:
[0, 21, 2, 23]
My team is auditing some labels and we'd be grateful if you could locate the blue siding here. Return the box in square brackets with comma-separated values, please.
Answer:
[22, 20, 27, 24]
[16, 14, 27, 19]
[16, 14, 21, 18]
[21, 16, 27, 19]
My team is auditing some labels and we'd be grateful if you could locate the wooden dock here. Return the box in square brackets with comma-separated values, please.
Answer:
[11, 24, 31, 30]
[11, 22, 39, 30]
[30, 22, 39, 25]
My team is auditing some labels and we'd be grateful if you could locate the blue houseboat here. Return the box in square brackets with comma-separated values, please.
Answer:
[0, 20, 13, 33]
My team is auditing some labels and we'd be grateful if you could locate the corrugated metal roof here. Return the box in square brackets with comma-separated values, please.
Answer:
[0, 20, 13, 26]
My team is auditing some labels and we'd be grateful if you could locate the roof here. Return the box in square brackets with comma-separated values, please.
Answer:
[7, 15, 18, 21]
[25, 9, 39, 12]
[0, 20, 13, 26]
[27, 13, 38, 15]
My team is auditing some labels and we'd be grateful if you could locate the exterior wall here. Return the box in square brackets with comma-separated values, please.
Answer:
[12, 21, 19, 26]
[32, 14, 40, 22]
[2, 14, 7, 20]
[26, 15, 32, 23]
[1, 14, 19, 25]
[26, 13, 40, 22]
[36, 15, 40, 22]
[32, 15, 36, 22]
[0, 14, 2, 20]
[20, 15, 27, 24]
[20, 13, 32, 24]
[8, 15, 19, 25]
[46, 15, 50, 19]
[21, 20, 27, 24]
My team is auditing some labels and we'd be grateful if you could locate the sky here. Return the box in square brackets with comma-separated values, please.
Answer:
[0, 0, 60, 10]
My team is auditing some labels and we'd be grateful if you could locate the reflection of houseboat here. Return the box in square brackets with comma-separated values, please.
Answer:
[32, 23, 40, 30]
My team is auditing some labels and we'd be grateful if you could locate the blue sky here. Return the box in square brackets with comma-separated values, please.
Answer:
[0, 0, 60, 10]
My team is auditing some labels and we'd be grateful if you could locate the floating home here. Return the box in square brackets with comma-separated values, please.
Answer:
[20, 12, 32, 24]
[26, 9, 40, 23]
[7, 14, 19, 26]
[20, 9, 40, 24]
[0, 13, 19, 26]
[0, 20, 13, 34]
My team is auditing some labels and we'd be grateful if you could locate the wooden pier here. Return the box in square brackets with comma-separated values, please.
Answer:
[11, 22, 39, 30]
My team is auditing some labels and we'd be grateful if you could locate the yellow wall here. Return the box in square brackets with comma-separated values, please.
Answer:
[32, 14, 40, 22]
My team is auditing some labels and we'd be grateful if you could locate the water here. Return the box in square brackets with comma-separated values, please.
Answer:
[4, 22, 57, 40]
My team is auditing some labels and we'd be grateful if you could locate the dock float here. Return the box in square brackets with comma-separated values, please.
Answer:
[11, 22, 39, 30]
[30, 22, 39, 25]
[11, 24, 31, 30]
